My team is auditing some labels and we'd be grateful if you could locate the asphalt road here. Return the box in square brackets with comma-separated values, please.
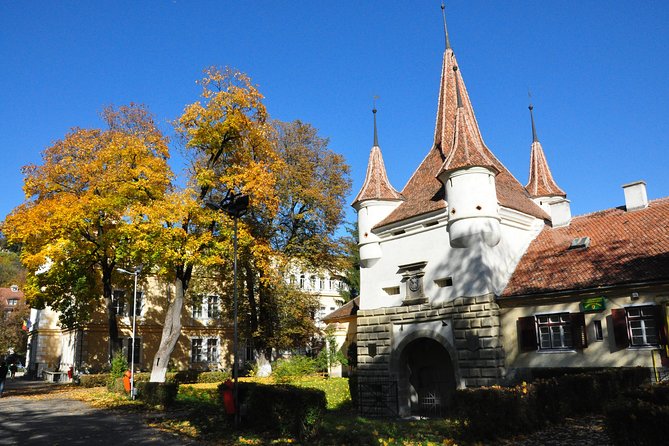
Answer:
[0, 379, 201, 446]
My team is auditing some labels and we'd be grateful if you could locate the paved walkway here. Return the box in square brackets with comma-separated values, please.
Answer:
[0, 379, 201, 446]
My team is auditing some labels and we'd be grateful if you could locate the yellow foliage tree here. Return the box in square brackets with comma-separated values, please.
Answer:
[2, 104, 172, 362]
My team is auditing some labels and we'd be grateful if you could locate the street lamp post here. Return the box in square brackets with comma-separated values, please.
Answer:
[207, 191, 249, 428]
[117, 265, 142, 400]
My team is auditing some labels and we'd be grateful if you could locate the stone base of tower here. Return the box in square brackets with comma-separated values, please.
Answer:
[354, 295, 505, 417]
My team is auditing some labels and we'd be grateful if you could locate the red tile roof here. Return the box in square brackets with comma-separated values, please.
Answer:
[374, 49, 548, 228]
[352, 146, 403, 206]
[502, 197, 669, 298]
[0, 287, 24, 306]
[525, 140, 566, 198]
[322, 297, 359, 323]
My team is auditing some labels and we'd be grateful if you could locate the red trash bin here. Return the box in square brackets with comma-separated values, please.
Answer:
[222, 379, 236, 414]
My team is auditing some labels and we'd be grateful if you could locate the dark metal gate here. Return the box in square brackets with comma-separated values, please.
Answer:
[357, 378, 399, 417]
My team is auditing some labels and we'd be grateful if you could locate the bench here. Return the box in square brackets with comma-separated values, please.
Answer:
[43, 370, 68, 383]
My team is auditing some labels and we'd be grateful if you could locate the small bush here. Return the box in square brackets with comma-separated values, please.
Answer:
[456, 382, 536, 440]
[165, 370, 200, 384]
[605, 398, 669, 446]
[108, 351, 128, 388]
[217, 381, 327, 442]
[197, 371, 230, 383]
[108, 377, 126, 395]
[272, 356, 318, 383]
[136, 382, 179, 408]
[78, 373, 110, 388]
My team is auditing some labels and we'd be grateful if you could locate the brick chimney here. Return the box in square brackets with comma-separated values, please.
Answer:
[622, 181, 648, 211]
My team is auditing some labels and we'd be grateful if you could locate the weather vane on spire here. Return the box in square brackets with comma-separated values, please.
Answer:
[441, 1, 451, 50]
[528, 90, 539, 142]
[373, 95, 380, 147]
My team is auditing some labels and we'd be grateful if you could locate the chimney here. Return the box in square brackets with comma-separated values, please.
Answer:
[622, 181, 648, 211]
[549, 198, 572, 227]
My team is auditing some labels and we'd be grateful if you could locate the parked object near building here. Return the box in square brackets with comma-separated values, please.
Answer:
[346, 7, 669, 418]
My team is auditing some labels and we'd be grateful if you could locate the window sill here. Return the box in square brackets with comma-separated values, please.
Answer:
[627, 345, 661, 350]
[536, 349, 578, 354]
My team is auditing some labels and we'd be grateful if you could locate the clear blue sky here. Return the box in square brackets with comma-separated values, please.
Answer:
[2, 1, 669, 227]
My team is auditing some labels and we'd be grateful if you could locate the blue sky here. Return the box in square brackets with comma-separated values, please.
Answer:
[2, 1, 669, 227]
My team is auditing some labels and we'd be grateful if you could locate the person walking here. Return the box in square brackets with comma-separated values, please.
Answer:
[9, 362, 18, 379]
[0, 361, 8, 397]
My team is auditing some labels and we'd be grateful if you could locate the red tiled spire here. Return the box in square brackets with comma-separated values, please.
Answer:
[352, 109, 403, 206]
[524, 105, 566, 198]
[439, 66, 499, 176]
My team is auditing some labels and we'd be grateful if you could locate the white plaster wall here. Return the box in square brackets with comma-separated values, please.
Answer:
[359, 212, 543, 311]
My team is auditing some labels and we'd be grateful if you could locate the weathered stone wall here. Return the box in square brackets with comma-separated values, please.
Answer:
[355, 294, 505, 415]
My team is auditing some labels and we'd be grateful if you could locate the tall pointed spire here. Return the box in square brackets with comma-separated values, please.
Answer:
[352, 107, 403, 206]
[373, 104, 379, 147]
[441, 2, 451, 50]
[525, 104, 566, 198]
[438, 66, 498, 176]
[529, 103, 539, 142]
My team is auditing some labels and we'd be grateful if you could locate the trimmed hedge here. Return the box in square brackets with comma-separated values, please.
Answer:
[605, 399, 669, 446]
[78, 374, 110, 388]
[218, 381, 327, 442]
[197, 371, 230, 383]
[605, 382, 669, 446]
[136, 382, 179, 407]
[456, 368, 650, 441]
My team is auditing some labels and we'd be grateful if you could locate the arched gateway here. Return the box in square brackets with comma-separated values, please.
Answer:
[391, 330, 460, 417]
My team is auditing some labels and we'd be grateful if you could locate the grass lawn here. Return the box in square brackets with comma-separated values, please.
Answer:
[59, 377, 464, 445]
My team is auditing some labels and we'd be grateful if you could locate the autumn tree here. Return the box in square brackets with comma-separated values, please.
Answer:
[132, 67, 280, 383]
[0, 300, 30, 358]
[236, 119, 351, 372]
[0, 250, 26, 288]
[2, 104, 172, 361]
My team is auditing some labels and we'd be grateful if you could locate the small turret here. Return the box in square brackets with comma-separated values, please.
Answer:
[352, 108, 403, 267]
[437, 65, 501, 248]
[524, 103, 567, 219]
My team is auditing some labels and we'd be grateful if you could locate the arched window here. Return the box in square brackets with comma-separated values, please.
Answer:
[299, 275, 305, 289]
[319, 277, 325, 290]
[309, 276, 316, 289]
[289, 275, 296, 285]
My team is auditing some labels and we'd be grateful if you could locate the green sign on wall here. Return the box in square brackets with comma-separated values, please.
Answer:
[581, 297, 606, 313]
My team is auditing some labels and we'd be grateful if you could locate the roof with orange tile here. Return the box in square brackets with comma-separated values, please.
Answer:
[374, 48, 548, 228]
[352, 145, 403, 206]
[502, 197, 669, 298]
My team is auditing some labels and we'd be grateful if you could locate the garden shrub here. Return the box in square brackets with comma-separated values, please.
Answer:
[78, 373, 110, 388]
[108, 377, 126, 395]
[165, 370, 200, 384]
[272, 355, 318, 383]
[456, 382, 537, 440]
[136, 381, 179, 408]
[197, 371, 230, 383]
[107, 351, 128, 388]
[217, 381, 327, 442]
[605, 398, 669, 446]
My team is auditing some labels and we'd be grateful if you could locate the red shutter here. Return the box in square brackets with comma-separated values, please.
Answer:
[651, 305, 668, 346]
[517, 316, 538, 352]
[570, 313, 588, 349]
[611, 308, 629, 348]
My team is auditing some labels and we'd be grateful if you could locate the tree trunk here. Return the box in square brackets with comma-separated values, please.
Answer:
[102, 265, 119, 364]
[150, 268, 190, 382]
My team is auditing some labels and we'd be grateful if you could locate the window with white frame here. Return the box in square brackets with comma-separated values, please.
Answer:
[611, 305, 664, 348]
[128, 291, 143, 317]
[518, 312, 587, 351]
[126, 337, 141, 364]
[192, 295, 220, 319]
[191, 337, 219, 363]
[112, 290, 125, 316]
[7, 299, 18, 306]
[627, 306, 659, 346]
[537, 313, 573, 349]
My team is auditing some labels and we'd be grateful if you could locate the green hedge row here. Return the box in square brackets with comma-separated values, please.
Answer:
[77, 370, 230, 387]
[136, 382, 179, 408]
[456, 368, 650, 441]
[217, 381, 327, 442]
[605, 382, 669, 446]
